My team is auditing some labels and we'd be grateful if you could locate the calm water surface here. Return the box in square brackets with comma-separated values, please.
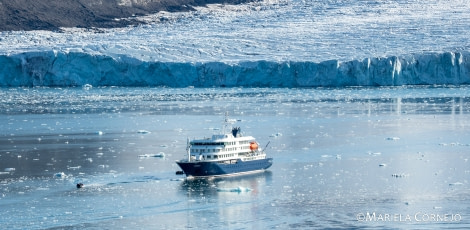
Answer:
[1, 87, 469, 229]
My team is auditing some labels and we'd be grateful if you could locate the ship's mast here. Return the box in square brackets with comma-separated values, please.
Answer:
[186, 137, 191, 162]
[223, 112, 238, 136]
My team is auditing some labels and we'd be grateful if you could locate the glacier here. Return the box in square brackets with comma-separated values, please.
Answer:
[0, 51, 469, 87]
[1, 0, 470, 87]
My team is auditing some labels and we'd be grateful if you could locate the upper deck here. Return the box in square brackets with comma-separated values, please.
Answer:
[187, 127, 264, 163]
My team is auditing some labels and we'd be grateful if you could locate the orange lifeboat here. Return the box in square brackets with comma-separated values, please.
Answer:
[249, 141, 258, 151]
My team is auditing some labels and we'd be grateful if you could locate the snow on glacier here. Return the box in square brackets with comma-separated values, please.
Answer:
[0, 0, 470, 87]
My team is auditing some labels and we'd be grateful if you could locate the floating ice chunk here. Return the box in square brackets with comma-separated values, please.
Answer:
[82, 84, 93, 90]
[138, 152, 165, 158]
[67, 166, 82, 170]
[137, 130, 151, 134]
[449, 182, 464, 186]
[386, 137, 400, 141]
[4, 168, 15, 172]
[269, 132, 283, 137]
[391, 173, 408, 178]
[96, 131, 104, 135]
[217, 186, 252, 193]
[54, 172, 67, 179]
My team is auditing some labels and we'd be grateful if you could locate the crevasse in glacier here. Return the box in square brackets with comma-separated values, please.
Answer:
[0, 51, 468, 87]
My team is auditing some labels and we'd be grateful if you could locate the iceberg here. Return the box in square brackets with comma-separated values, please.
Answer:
[0, 51, 468, 87]
[0, 1, 469, 88]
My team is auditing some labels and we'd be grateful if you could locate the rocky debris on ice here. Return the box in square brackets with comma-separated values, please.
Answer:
[0, 0, 255, 31]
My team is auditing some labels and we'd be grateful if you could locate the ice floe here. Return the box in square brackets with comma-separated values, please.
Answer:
[137, 130, 151, 134]
[217, 186, 252, 193]
[54, 172, 67, 179]
[391, 173, 409, 178]
[138, 152, 165, 158]
[449, 182, 464, 186]
[67, 166, 82, 170]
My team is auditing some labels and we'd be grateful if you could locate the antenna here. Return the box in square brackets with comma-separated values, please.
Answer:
[223, 112, 236, 134]
[264, 141, 271, 150]
[186, 137, 191, 162]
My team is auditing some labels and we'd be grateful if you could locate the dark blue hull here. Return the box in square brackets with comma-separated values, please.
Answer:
[176, 158, 273, 177]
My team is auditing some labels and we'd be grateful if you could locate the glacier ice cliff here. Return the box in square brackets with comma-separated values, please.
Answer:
[0, 51, 468, 87]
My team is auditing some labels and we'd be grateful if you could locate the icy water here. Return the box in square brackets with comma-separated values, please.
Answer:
[1, 86, 469, 229]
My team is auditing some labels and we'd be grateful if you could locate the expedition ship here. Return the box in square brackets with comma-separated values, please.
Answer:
[176, 114, 273, 177]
